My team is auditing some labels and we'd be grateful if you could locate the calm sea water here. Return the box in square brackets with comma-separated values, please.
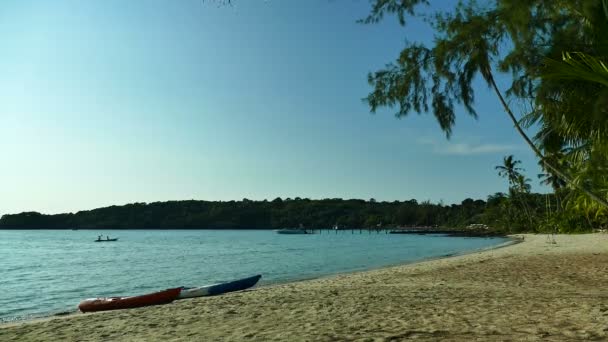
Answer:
[0, 229, 509, 322]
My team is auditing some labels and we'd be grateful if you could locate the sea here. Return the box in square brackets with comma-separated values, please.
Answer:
[0, 229, 510, 322]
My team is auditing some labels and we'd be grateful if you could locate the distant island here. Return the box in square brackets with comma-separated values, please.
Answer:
[0, 195, 550, 233]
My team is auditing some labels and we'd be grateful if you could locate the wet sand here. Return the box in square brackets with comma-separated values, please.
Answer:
[3, 234, 608, 341]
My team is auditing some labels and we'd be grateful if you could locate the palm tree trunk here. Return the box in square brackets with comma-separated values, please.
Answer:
[518, 192, 535, 229]
[510, 186, 534, 229]
[486, 69, 608, 209]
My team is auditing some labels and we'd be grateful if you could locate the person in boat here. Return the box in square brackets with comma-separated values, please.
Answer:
[106, 235, 110, 240]
[97, 235, 102, 241]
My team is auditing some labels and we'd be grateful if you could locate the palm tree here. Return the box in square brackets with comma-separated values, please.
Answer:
[363, 0, 608, 209]
[541, 1, 608, 87]
[516, 174, 532, 194]
[496, 155, 534, 228]
[537, 151, 568, 211]
[538, 169, 565, 228]
[535, 0, 608, 212]
[495, 155, 524, 188]
[538, 172, 566, 192]
[543, 52, 608, 88]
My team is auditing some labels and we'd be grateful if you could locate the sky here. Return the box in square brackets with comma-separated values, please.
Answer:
[0, 0, 546, 214]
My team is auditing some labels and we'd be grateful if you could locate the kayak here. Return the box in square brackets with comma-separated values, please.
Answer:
[178, 275, 262, 299]
[94, 238, 118, 242]
[178, 274, 262, 299]
[78, 288, 182, 313]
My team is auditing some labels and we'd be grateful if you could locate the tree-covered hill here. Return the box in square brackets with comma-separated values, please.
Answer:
[0, 194, 572, 233]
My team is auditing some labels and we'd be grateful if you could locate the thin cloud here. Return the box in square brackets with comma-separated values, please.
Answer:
[417, 138, 519, 156]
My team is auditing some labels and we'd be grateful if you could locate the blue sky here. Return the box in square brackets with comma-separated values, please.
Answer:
[0, 0, 544, 214]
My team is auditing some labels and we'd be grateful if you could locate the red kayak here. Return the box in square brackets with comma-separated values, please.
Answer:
[78, 288, 182, 313]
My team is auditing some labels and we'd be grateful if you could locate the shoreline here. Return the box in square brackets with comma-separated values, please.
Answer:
[0, 235, 515, 326]
[4, 233, 608, 341]
[253, 235, 519, 286]
[0, 227, 508, 236]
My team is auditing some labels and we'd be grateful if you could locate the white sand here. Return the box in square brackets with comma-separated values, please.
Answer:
[3, 234, 608, 341]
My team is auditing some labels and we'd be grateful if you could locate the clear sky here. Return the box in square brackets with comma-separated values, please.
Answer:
[0, 0, 545, 214]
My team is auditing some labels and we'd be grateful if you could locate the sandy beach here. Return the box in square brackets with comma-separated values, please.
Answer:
[3, 234, 608, 341]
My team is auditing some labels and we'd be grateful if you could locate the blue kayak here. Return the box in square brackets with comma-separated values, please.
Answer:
[178, 274, 262, 299]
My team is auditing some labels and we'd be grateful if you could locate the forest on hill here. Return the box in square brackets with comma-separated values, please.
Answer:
[0, 191, 593, 233]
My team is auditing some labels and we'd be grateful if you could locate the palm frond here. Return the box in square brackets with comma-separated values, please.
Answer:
[543, 52, 608, 87]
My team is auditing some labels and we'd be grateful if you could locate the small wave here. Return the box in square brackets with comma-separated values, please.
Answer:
[1, 308, 78, 324]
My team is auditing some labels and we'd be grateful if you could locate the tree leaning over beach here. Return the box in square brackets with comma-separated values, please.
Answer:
[363, 0, 608, 214]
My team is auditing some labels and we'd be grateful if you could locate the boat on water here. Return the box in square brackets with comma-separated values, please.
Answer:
[178, 274, 262, 299]
[78, 288, 182, 313]
[94, 238, 118, 242]
[275, 229, 309, 234]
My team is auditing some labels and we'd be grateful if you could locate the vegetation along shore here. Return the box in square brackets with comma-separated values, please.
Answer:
[0, 191, 580, 234]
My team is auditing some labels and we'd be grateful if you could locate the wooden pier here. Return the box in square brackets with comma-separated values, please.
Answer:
[302, 227, 500, 237]
[306, 228, 391, 234]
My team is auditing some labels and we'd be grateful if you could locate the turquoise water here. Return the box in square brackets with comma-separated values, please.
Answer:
[0, 230, 509, 322]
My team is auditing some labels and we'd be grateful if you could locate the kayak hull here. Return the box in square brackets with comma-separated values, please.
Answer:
[78, 288, 181, 313]
[178, 275, 261, 299]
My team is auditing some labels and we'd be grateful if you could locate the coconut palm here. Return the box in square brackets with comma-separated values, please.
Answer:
[542, 0, 608, 87]
[363, 0, 608, 209]
[537, 151, 568, 192]
[496, 155, 535, 227]
[495, 155, 524, 187]
[515, 174, 532, 193]
[538, 172, 566, 192]
[537, 152, 567, 221]
[534, 0, 608, 216]
[544, 52, 608, 87]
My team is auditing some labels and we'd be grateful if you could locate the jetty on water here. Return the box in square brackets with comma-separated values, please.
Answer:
[296, 225, 499, 237]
